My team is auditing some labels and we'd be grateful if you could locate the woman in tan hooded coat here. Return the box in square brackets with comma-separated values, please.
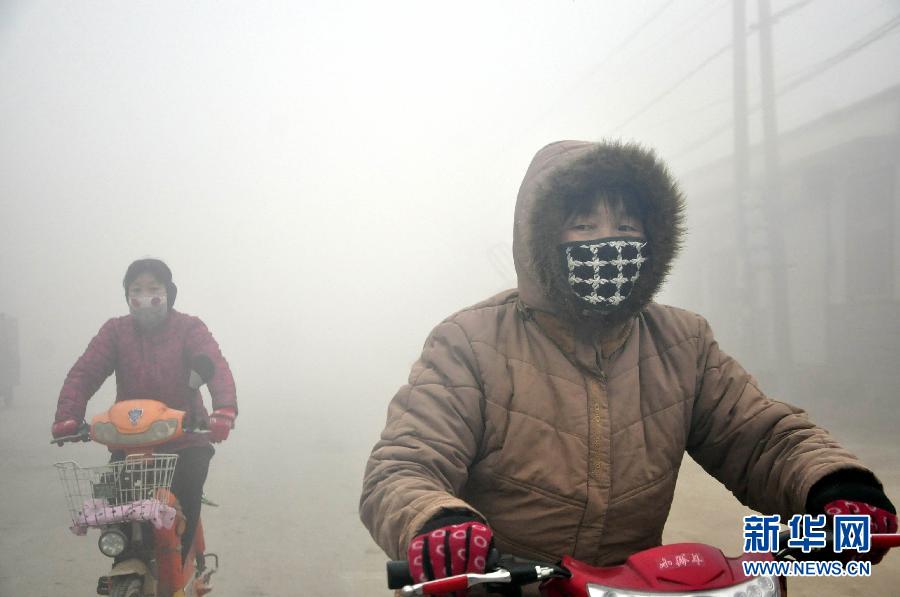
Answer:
[359, 140, 896, 588]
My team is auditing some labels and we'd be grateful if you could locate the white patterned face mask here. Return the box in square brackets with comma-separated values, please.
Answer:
[560, 237, 648, 312]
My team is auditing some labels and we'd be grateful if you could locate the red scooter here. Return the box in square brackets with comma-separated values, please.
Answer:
[387, 531, 900, 596]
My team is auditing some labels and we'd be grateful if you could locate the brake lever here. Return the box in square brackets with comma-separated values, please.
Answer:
[50, 433, 90, 446]
[401, 570, 513, 596]
[50, 423, 91, 446]
[400, 564, 565, 596]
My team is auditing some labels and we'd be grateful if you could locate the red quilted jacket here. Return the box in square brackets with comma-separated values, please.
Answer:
[55, 310, 237, 451]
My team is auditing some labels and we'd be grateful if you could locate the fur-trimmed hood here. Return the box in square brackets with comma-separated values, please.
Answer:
[512, 140, 686, 327]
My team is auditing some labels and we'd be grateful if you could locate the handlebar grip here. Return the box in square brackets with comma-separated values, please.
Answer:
[50, 423, 91, 445]
[386, 560, 413, 590]
[872, 534, 900, 550]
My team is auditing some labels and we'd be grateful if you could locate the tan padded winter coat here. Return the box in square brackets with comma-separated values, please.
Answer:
[360, 141, 871, 567]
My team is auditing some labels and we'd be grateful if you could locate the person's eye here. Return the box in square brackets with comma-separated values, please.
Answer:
[618, 224, 638, 232]
[573, 223, 593, 231]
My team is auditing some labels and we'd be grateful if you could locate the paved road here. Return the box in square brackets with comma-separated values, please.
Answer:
[2, 395, 896, 596]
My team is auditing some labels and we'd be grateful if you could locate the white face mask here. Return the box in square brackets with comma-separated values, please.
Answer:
[129, 294, 168, 329]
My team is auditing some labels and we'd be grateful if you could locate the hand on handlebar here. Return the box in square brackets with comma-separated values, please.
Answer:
[388, 553, 568, 595]
[805, 470, 897, 564]
[407, 516, 493, 595]
[824, 499, 898, 564]
[208, 408, 236, 443]
[50, 419, 89, 446]
[52, 419, 79, 439]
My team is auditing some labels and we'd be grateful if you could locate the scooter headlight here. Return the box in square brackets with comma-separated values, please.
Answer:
[586, 574, 780, 597]
[98, 529, 128, 557]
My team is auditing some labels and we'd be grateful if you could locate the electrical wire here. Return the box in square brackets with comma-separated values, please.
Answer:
[610, 42, 731, 134]
[611, 0, 818, 134]
[669, 11, 900, 161]
[491, 0, 678, 157]
[528, 0, 677, 125]
[602, 0, 678, 69]
[748, 0, 816, 31]
[779, 13, 900, 93]
[635, 0, 728, 59]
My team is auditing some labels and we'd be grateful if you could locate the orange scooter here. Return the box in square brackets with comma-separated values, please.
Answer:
[53, 357, 220, 597]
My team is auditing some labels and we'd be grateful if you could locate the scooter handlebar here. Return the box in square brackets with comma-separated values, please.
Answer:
[388, 534, 900, 595]
[872, 534, 900, 550]
[50, 423, 91, 446]
[50, 421, 212, 445]
[386, 558, 566, 594]
[386, 560, 414, 589]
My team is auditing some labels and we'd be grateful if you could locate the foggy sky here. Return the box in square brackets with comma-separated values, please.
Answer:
[2, 0, 899, 469]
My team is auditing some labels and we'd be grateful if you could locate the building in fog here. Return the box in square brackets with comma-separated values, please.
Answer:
[667, 84, 900, 422]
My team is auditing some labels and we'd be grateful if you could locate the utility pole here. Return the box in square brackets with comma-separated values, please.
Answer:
[757, 0, 793, 394]
[732, 0, 753, 354]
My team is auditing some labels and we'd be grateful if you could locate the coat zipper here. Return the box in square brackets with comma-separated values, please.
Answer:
[588, 350, 607, 482]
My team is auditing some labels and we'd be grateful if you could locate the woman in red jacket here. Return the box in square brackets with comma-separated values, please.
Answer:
[51, 258, 238, 562]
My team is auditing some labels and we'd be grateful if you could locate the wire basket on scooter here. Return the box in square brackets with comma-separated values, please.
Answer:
[55, 454, 179, 533]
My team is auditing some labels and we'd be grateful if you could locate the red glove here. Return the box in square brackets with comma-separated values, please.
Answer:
[825, 499, 898, 563]
[208, 408, 236, 443]
[407, 519, 492, 596]
[51, 419, 79, 439]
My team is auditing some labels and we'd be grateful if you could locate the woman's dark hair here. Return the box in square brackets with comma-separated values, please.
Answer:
[122, 258, 178, 309]
[562, 188, 642, 224]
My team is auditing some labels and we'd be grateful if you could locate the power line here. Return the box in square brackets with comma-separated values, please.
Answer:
[514, 1, 735, 146]
[598, 0, 677, 71]
[674, 120, 734, 158]
[610, 0, 817, 135]
[748, 0, 816, 31]
[623, 0, 725, 65]
[670, 11, 900, 161]
[641, 94, 732, 132]
[545, 0, 677, 99]
[780, 13, 900, 93]
[610, 42, 732, 134]
[509, 0, 677, 147]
